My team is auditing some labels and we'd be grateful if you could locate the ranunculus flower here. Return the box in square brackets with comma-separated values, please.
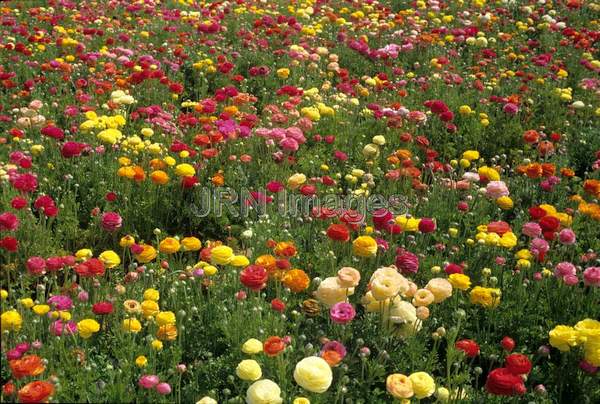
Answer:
[101, 212, 122, 232]
[329, 302, 355, 324]
[485, 367, 526, 396]
[240, 265, 268, 291]
[293, 356, 333, 393]
[505, 353, 532, 375]
[455, 339, 480, 358]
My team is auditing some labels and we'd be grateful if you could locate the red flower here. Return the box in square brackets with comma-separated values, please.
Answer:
[11, 197, 28, 210]
[0, 236, 18, 252]
[487, 221, 511, 235]
[92, 301, 114, 315]
[17, 380, 54, 404]
[444, 263, 463, 275]
[105, 192, 118, 202]
[485, 368, 526, 396]
[74, 258, 105, 278]
[505, 353, 532, 375]
[455, 339, 480, 358]
[263, 336, 285, 356]
[271, 299, 285, 313]
[326, 224, 350, 242]
[418, 218, 436, 233]
[528, 206, 547, 220]
[539, 216, 560, 232]
[240, 265, 268, 291]
[501, 336, 515, 352]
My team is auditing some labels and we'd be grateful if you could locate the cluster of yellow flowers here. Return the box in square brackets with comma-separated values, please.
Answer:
[549, 319, 600, 366]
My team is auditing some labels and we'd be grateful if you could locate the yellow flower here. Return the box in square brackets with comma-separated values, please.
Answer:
[293, 356, 333, 393]
[156, 311, 176, 326]
[462, 150, 480, 161]
[99, 250, 121, 269]
[124, 299, 141, 314]
[175, 163, 195, 177]
[276, 68, 290, 79]
[386, 373, 414, 399]
[469, 286, 501, 308]
[230, 255, 250, 267]
[236, 359, 262, 381]
[204, 265, 218, 276]
[135, 355, 148, 368]
[122, 318, 142, 333]
[515, 249, 533, 260]
[287, 173, 307, 189]
[478, 166, 500, 181]
[352, 236, 378, 257]
[499, 232, 517, 248]
[549, 325, 580, 352]
[141, 300, 159, 318]
[242, 338, 263, 354]
[1, 310, 23, 332]
[119, 235, 135, 248]
[135, 244, 157, 263]
[395, 215, 421, 232]
[408, 372, 436, 399]
[293, 398, 310, 404]
[210, 245, 234, 265]
[181, 237, 201, 251]
[246, 379, 283, 404]
[97, 128, 123, 144]
[77, 319, 100, 339]
[151, 340, 163, 351]
[0, 289, 8, 300]
[32, 304, 50, 316]
[75, 248, 93, 260]
[448, 274, 471, 290]
[19, 298, 34, 309]
[496, 196, 513, 210]
[159, 237, 180, 254]
[143, 288, 160, 301]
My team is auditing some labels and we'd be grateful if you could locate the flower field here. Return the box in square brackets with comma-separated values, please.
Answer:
[1, 0, 600, 402]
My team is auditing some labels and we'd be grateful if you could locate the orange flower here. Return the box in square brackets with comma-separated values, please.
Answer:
[282, 269, 310, 292]
[525, 163, 542, 179]
[583, 179, 600, 198]
[157, 324, 178, 341]
[211, 172, 225, 187]
[523, 130, 539, 144]
[150, 170, 169, 185]
[263, 336, 285, 356]
[321, 350, 342, 367]
[132, 165, 146, 182]
[395, 149, 412, 160]
[9, 355, 45, 379]
[273, 241, 297, 257]
[537, 141, 555, 156]
[149, 158, 167, 170]
[255, 255, 277, 272]
[17, 381, 54, 404]
[560, 168, 575, 178]
[541, 163, 556, 177]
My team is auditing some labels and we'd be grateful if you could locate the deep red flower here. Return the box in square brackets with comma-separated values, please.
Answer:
[455, 339, 480, 358]
[92, 301, 114, 316]
[485, 367, 526, 396]
[0, 236, 18, 252]
[501, 336, 516, 352]
[539, 216, 560, 232]
[505, 353, 532, 375]
[326, 224, 350, 242]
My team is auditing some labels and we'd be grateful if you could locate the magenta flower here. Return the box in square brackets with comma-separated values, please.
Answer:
[330, 302, 356, 324]
[101, 211, 122, 232]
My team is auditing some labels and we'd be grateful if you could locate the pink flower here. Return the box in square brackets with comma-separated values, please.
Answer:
[583, 267, 600, 287]
[155, 383, 171, 395]
[101, 212, 122, 232]
[558, 228, 576, 245]
[49, 320, 77, 336]
[0, 212, 19, 231]
[563, 275, 579, 286]
[486, 181, 510, 199]
[503, 103, 519, 115]
[26, 256, 46, 276]
[280, 137, 299, 152]
[330, 302, 356, 324]
[522, 222, 542, 238]
[47, 295, 73, 310]
[139, 375, 160, 389]
[554, 262, 576, 279]
[530, 238, 549, 260]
